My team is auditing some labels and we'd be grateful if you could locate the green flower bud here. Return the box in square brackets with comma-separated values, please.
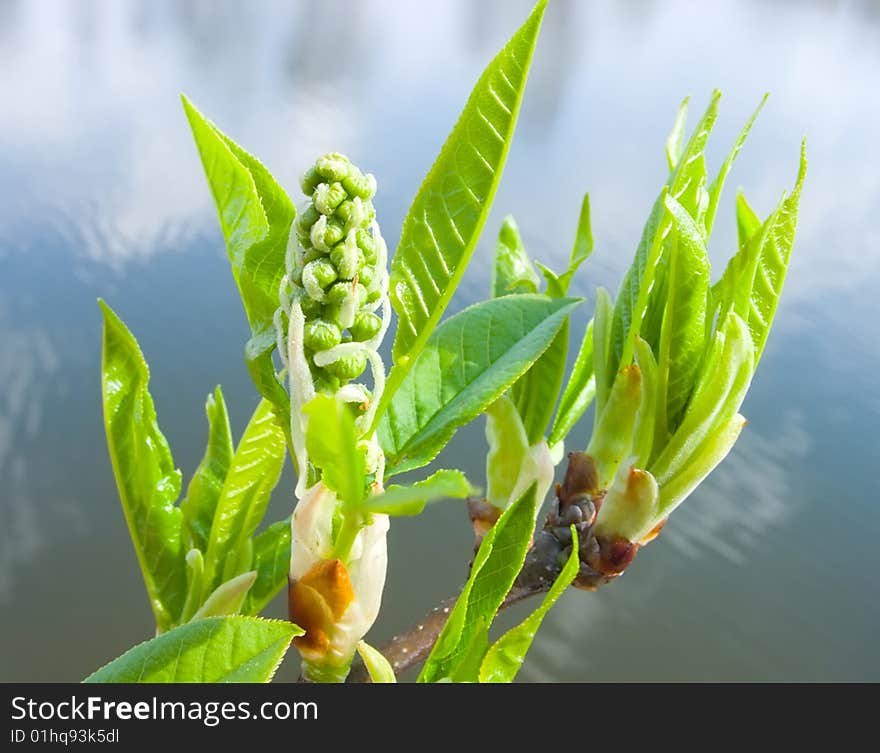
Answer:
[303, 258, 337, 290]
[300, 296, 323, 319]
[325, 281, 354, 305]
[342, 170, 377, 200]
[349, 312, 382, 342]
[355, 229, 377, 264]
[304, 319, 342, 352]
[330, 233, 360, 280]
[295, 203, 321, 235]
[315, 153, 351, 182]
[324, 352, 368, 381]
[311, 368, 341, 394]
[314, 182, 347, 216]
[300, 166, 322, 196]
[358, 261, 374, 288]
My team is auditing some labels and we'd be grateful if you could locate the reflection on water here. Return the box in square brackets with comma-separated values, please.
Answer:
[1, 0, 878, 681]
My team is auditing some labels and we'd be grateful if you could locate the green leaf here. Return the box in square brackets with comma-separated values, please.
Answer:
[492, 216, 540, 297]
[479, 526, 579, 682]
[182, 96, 292, 426]
[84, 616, 301, 683]
[735, 189, 762, 249]
[202, 399, 286, 598]
[180, 387, 234, 553]
[192, 571, 257, 620]
[704, 94, 768, 235]
[381, 1, 547, 424]
[535, 192, 594, 298]
[378, 295, 580, 478]
[485, 396, 531, 508]
[366, 469, 473, 517]
[587, 365, 642, 490]
[511, 319, 569, 444]
[665, 97, 689, 172]
[714, 143, 806, 364]
[357, 641, 397, 683]
[419, 484, 539, 683]
[99, 301, 187, 632]
[242, 517, 291, 616]
[650, 313, 754, 499]
[548, 317, 595, 447]
[610, 91, 721, 377]
[656, 193, 710, 434]
[303, 394, 366, 506]
[592, 288, 614, 425]
[630, 337, 658, 467]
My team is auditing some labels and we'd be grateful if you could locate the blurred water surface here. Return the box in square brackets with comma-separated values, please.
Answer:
[1, 0, 878, 682]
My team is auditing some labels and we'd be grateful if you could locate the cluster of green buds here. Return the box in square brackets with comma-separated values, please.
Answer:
[277, 153, 390, 489]
[276, 153, 392, 681]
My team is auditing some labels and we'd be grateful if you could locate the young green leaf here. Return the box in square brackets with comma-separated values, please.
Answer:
[378, 295, 581, 478]
[492, 216, 540, 297]
[592, 288, 614, 425]
[735, 189, 762, 249]
[656, 193, 710, 433]
[357, 641, 397, 683]
[479, 527, 579, 683]
[485, 395, 531, 508]
[182, 96, 293, 427]
[630, 337, 658, 467]
[201, 399, 286, 599]
[650, 312, 754, 489]
[99, 301, 187, 632]
[714, 143, 807, 363]
[587, 365, 642, 490]
[382, 1, 548, 421]
[548, 317, 595, 447]
[610, 91, 720, 376]
[303, 394, 366, 506]
[365, 469, 473, 517]
[536, 192, 594, 297]
[84, 616, 301, 683]
[419, 484, 539, 683]
[704, 94, 768, 235]
[192, 571, 257, 621]
[242, 517, 291, 616]
[180, 387, 234, 553]
[665, 97, 689, 172]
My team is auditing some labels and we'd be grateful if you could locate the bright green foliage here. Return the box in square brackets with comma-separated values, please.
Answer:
[712, 143, 807, 363]
[485, 396, 531, 508]
[479, 529, 579, 682]
[242, 517, 291, 616]
[418, 484, 538, 683]
[548, 317, 595, 447]
[366, 469, 474, 517]
[181, 387, 234, 553]
[655, 193, 710, 436]
[379, 295, 580, 477]
[492, 216, 540, 297]
[357, 641, 397, 683]
[382, 0, 548, 423]
[99, 301, 187, 633]
[200, 400, 286, 600]
[182, 97, 293, 427]
[192, 571, 257, 620]
[303, 394, 366, 506]
[84, 617, 301, 683]
[587, 365, 642, 490]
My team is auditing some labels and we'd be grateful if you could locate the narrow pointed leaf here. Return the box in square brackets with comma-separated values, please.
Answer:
[384, 1, 547, 415]
[735, 189, 762, 249]
[657, 194, 710, 432]
[181, 387, 234, 552]
[479, 527, 579, 683]
[587, 365, 642, 489]
[665, 97, 689, 172]
[303, 394, 366, 507]
[84, 616, 301, 683]
[631, 337, 658, 466]
[704, 94, 768, 235]
[357, 641, 397, 683]
[549, 317, 595, 447]
[202, 400, 286, 598]
[419, 484, 538, 683]
[242, 517, 291, 616]
[485, 396, 531, 508]
[492, 216, 540, 297]
[192, 571, 257, 620]
[366, 469, 474, 517]
[99, 301, 187, 632]
[379, 295, 580, 478]
[182, 96, 293, 423]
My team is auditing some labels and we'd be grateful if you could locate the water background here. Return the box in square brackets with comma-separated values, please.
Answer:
[1, 0, 878, 682]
